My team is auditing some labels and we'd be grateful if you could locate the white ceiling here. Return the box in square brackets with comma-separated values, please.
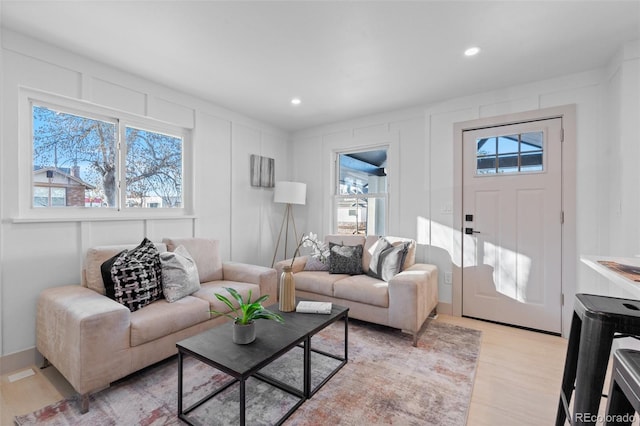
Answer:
[2, 1, 639, 132]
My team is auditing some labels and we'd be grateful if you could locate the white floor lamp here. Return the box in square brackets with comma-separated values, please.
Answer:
[271, 181, 307, 267]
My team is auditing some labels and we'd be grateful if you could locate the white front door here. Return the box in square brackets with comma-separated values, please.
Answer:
[462, 118, 563, 333]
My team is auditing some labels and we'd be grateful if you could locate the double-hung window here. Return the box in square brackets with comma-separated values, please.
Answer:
[30, 100, 187, 213]
[334, 148, 388, 235]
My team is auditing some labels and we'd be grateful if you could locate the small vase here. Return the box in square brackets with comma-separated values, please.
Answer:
[279, 266, 296, 312]
[233, 321, 256, 344]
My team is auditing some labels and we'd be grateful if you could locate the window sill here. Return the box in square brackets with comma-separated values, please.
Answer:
[11, 215, 197, 224]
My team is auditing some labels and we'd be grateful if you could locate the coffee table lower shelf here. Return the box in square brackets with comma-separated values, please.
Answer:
[177, 305, 348, 425]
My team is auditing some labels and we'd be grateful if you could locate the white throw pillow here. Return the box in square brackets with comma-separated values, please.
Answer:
[160, 245, 201, 303]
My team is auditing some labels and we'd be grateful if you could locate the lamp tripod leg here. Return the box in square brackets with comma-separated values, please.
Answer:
[271, 206, 289, 268]
[290, 207, 300, 247]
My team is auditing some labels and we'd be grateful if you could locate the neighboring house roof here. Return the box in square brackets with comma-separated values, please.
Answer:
[33, 167, 96, 190]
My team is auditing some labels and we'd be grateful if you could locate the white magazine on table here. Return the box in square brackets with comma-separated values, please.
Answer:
[296, 301, 332, 314]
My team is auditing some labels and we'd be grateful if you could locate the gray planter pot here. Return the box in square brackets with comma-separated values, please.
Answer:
[233, 321, 256, 344]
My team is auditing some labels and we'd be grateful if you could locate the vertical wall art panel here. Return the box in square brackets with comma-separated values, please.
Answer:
[250, 154, 275, 187]
[250, 154, 261, 187]
[260, 156, 275, 188]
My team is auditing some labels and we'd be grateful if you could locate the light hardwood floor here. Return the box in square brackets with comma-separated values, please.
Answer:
[1, 314, 570, 425]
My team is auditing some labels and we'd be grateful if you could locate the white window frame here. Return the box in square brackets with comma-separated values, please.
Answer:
[17, 89, 193, 221]
[333, 146, 389, 236]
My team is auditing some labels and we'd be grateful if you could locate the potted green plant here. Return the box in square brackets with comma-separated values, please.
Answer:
[210, 287, 284, 344]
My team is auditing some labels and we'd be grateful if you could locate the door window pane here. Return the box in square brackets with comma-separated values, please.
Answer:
[476, 131, 543, 175]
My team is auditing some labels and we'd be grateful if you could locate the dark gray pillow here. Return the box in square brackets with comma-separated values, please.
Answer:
[329, 242, 363, 275]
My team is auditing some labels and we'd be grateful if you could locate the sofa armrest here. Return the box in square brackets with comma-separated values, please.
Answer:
[36, 285, 131, 395]
[274, 256, 308, 276]
[222, 262, 278, 305]
[387, 263, 438, 333]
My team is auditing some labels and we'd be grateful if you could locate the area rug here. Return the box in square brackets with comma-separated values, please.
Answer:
[15, 319, 481, 426]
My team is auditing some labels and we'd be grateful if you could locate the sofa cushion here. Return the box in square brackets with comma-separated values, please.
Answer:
[84, 242, 167, 295]
[129, 296, 210, 347]
[109, 238, 163, 312]
[333, 275, 389, 308]
[329, 243, 363, 275]
[294, 271, 348, 297]
[163, 238, 222, 282]
[160, 245, 201, 303]
[192, 281, 261, 314]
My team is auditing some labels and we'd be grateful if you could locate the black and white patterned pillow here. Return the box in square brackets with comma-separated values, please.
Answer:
[110, 238, 163, 312]
[329, 242, 363, 275]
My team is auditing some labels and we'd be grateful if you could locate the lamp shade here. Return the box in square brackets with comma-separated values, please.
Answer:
[273, 181, 306, 205]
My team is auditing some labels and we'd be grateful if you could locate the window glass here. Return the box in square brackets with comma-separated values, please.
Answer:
[476, 131, 543, 175]
[336, 149, 387, 235]
[32, 102, 186, 211]
[32, 104, 117, 208]
[51, 187, 66, 206]
[125, 127, 183, 208]
[33, 187, 49, 207]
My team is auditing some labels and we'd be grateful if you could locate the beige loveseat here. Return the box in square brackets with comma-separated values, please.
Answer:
[36, 237, 276, 413]
[275, 234, 438, 346]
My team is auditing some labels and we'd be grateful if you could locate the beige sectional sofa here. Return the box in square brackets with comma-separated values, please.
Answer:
[36, 237, 276, 413]
[275, 234, 438, 346]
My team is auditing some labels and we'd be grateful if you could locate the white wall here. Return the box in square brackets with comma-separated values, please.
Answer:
[606, 41, 640, 258]
[0, 30, 290, 359]
[292, 108, 427, 241]
[0, 9, 5, 359]
[291, 40, 640, 336]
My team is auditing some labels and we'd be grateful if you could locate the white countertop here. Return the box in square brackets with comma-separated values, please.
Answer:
[581, 255, 640, 299]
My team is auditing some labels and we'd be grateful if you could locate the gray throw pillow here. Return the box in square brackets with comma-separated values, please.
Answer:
[368, 237, 393, 278]
[304, 256, 330, 271]
[160, 245, 201, 303]
[329, 242, 363, 275]
[368, 239, 410, 281]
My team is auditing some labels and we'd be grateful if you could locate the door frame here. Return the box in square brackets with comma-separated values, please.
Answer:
[452, 105, 576, 337]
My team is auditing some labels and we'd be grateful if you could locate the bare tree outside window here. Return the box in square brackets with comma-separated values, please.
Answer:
[126, 127, 182, 208]
[33, 105, 117, 207]
[32, 104, 184, 209]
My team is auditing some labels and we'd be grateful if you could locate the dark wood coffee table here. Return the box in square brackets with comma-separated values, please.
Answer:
[176, 302, 349, 425]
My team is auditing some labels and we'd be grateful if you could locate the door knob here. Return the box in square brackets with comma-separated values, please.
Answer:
[465, 227, 481, 235]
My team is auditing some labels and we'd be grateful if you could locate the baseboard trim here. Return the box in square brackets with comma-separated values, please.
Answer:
[1, 347, 43, 375]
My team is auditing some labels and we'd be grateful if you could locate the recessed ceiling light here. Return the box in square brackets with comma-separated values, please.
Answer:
[464, 47, 480, 57]
[291, 98, 301, 105]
